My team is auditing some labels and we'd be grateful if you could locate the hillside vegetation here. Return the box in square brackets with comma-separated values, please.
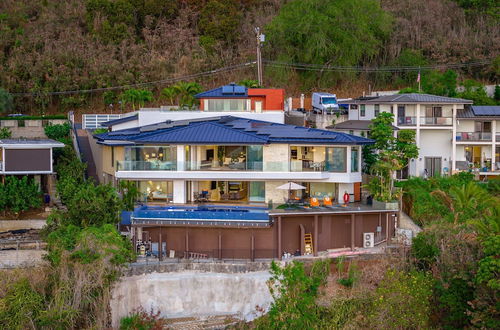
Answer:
[0, 0, 498, 113]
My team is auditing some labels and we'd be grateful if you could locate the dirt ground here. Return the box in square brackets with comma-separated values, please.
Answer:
[0, 208, 50, 220]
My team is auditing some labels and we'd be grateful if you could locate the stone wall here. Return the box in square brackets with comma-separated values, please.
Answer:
[110, 266, 273, 328]
[0, 250, 46, 268]
[0, 220, 46, 231]
[0, 119, 67, 138]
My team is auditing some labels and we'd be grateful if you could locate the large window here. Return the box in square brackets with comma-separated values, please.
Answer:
[374, 104, 380, 117]
[351, 147, 359, 172]
[325, 147, 346, 172]
[207, 99, 248, 112]
[249, 181, 265, 202]
[137, 181, 173, 202]
[360, 104, 366, 117]
[123, 146, 176, 170]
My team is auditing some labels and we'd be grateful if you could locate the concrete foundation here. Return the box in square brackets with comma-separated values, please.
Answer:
[110, 270, 272, 328]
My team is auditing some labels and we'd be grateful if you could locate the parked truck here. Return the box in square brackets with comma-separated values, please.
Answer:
[311, 92, 339, 114]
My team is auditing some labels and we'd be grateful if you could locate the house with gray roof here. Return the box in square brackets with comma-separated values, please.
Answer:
[328, 93, 489, 178]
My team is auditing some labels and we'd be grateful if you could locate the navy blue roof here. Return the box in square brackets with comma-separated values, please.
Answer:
[101, 114, 138, 127]
[471, 105, 500, 116]
[195, 84, 248, 98]
[95, 116, 374, 145]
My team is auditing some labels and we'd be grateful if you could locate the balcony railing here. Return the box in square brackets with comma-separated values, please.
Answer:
[117, 160, 177, 171]
[456, 132, 492, 141]
[420, 117, 452, 125]
[398, 117, 417, 125]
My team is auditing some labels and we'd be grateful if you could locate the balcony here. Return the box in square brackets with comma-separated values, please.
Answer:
[117, 161, 176, 171]
[456, 132, 492, 142]
[398, 117, 417, 126]
[420, 117, 452, 126]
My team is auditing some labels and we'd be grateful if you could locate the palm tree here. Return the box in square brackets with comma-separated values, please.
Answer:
[120, 89, 153, 110]
[238, 79, 261, 88]
[431, 182, 495, 224]
[161, 87, 176, 105]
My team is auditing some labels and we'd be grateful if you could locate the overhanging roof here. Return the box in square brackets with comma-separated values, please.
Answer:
[195, 84, 248, 98]
[326, 120, 398, 131]
[0, 139, 65, 148]
[457, 106, 500, 119]
[343, 93, 472, 105]
[95, 116, 374, 146]
[101, 114, 138, 127]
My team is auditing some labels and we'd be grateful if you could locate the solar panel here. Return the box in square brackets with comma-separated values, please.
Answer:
[472, 106, 500, 116]
[234, 85, 246, 94]
[221, 85, 234, 94]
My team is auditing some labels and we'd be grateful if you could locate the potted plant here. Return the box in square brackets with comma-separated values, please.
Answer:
[365, 152, 400, 210]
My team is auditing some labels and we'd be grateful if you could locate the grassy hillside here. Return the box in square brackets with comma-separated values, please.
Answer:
[0, 0, 498, 113]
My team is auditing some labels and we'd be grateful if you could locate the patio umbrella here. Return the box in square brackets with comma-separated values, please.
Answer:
[277, 182, 306, 202]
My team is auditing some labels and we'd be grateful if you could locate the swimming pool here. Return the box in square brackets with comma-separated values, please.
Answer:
[128, 204, 271, 227]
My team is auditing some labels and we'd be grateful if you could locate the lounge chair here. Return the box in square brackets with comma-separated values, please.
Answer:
[323, 196, 334, 208]
[309, 197, 320, 208]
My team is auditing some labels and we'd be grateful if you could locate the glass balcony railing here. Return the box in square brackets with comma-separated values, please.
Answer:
[420, 117, 452, 125]
[116, 160, 355, 173]
[456, 132, 492, 141]
[398, 117, 417, 125]
[117, 160, 177, 171]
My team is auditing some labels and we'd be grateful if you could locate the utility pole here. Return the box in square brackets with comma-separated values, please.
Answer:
[255, 27, 265, 86]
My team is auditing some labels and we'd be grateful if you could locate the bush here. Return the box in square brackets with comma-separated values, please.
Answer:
[0, 278, 44, 329]
[120, 308, 166, 330]
[255, 260, 330, 329]
[0, 176, 42, 215]
[0, 127, 11, 138]
[368, 269, 433, 329]
[44, 122, 71, 144]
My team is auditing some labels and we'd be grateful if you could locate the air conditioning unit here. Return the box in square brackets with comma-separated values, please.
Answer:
[363, 232, 374, 248]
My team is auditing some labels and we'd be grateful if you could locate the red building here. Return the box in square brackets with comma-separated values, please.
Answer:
[196, 83, 284, 112]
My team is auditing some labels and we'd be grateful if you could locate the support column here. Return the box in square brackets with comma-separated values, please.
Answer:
[452, 104, 457, 173]
[159, 230, 163, 261]
[185, 228, 189, 254]
[350, 214, 355, 251]
[177, 145, 186, 171]
[385, 213, 389, 241]
[346, 146, 352, 174]
[173, 180, 186, 203]
[218, 233, 222, 260]
[251, 234, 255, 261]
[314, 215, 318, 256]
[491, 120, 496, 170]
[278, 216, 282, 259]
[392, 104, 398, 128]
[416, 104, 421, 176]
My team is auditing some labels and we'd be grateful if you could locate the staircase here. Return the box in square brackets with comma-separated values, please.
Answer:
[76, 129, 99, 182]
[304, 233, 314, 255]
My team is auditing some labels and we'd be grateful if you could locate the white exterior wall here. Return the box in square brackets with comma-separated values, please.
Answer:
[456, 120, 476, 132]
[337, 183, 354, 203]
[137, 111, 284, 127]
[418, 130, 453, 176]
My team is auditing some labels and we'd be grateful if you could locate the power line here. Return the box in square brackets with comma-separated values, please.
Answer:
[12, 61, 256, 97]
[263, 59, 493, 72]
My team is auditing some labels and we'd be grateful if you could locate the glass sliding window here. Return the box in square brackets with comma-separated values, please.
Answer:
[247, 145, 263, 170]
[123, 146, 176, 170]
[374, 104, 380, 117]
[351, 147, 359, 172]
[325, 147, 346, 172]
[249, 181, 265, 202]
[360, 104, 366, 117]
[207, 99, 247, 112]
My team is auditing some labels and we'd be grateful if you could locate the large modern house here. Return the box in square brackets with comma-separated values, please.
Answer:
[332, 93, 482, 178]
[94, 116, 372, 205]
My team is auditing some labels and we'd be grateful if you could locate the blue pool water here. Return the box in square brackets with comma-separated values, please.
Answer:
[125, 204, 270, 224]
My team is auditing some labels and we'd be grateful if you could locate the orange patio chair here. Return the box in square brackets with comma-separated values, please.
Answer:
[310, 197, 320, 208]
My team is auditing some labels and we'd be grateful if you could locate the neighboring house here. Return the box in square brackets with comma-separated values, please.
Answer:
[455, 105, 500, 176]
[0, 139, 65, 191]
[94, 116, 372, 205]
[326, 120, 398, 137]
[196, 83, 285, 113]
[331, 93, 474, 178]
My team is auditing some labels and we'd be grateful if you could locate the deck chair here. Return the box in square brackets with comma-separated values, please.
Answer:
[323, 196, 333, 208]
[309, 197, 320, 208]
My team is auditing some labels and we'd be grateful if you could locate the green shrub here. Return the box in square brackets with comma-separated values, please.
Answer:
[120, 308, 166, 330]
[0, 127, 11, 138]
[0, 278, 44, 330]
[368, 269, 433, 329]
[411, 231, 439, 270]
[44, 122, 71, 143]
[0, 176, 42, 214]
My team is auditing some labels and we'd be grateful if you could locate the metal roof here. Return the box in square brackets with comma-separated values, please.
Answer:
[0, 139, 65, 147]
[95, 116, 374, 146]
[457, 106, 500, 119]
[326, 120, 398, 131]
[343, 93, 472, 104]
[195, 84, 248, 98]
[101, 114, 138, 127]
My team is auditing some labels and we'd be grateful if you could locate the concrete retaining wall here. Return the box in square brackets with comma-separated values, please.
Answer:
[0, 250, 46, 268]
[110, 269, 272, 328]
[0, 220, 46, 231]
